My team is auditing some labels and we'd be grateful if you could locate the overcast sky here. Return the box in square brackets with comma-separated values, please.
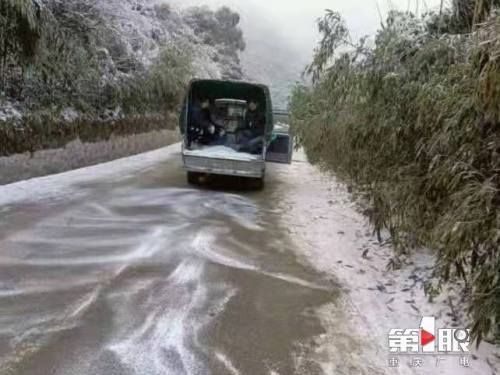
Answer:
[172, 0, 443, 54]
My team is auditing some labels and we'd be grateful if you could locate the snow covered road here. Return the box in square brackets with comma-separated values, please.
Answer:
[0, 145, 345, 375]
[0, 144, 497, 375]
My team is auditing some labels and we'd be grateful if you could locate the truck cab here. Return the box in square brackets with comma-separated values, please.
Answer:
[179, 79, 292, 188]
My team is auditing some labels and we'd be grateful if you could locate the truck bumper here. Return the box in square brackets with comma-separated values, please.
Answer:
[183, 155, 265, 178]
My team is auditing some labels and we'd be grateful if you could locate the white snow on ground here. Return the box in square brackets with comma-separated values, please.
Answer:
[0, 143, 181, 206]
[183, 146, 261, 161]
[278, 150, 500, 375]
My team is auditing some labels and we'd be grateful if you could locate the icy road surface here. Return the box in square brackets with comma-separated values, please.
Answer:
[1, 144, 497, 375]
[0, 145, 354, 375]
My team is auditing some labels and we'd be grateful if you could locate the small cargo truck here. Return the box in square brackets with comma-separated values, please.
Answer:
[179, 79, 293, 188]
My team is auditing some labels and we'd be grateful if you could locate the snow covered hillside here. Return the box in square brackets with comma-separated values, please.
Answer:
[0, 0, 245, 123]
[90, 0, 244, 80]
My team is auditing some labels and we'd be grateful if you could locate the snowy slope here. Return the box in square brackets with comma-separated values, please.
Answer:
[90, 0, 238, 79]
[0, 0, 245, 123]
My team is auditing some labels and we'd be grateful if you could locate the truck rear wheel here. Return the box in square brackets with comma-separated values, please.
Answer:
[187, 171, 202, 185]
[249, 177, 265, 190]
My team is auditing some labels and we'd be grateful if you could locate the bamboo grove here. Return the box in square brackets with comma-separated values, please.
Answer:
[290, 0, 500, 343]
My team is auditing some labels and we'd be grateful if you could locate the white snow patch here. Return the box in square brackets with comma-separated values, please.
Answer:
[191, 228, 257, 271]
[215, 352, 240, 375]
[0, 101, 22, 122]
[107, 258, 208, 375]
[60, 107, 79, 123]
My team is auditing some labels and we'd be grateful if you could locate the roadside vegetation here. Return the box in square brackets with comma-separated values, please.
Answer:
[290, 0, 500, 343]
[0, 0, 245, 156]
